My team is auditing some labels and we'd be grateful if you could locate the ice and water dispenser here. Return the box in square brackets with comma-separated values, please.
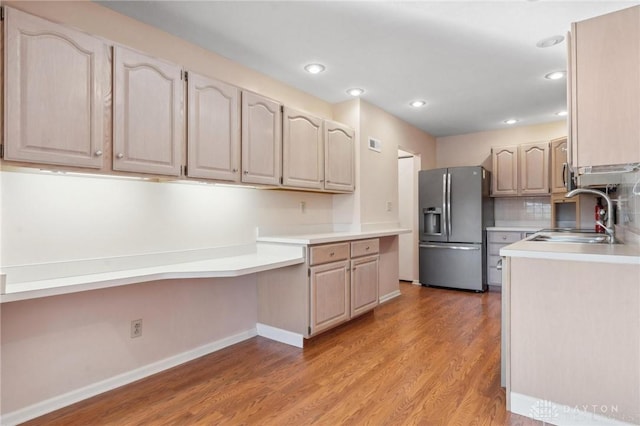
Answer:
[423, 207, 442, 236]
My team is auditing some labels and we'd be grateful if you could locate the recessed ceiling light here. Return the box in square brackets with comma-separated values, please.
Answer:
[504, 119, 518, 125]
[347, 88, 365, 97]
[545, 71, 566, 80]
[536, 35, 565, 48]
[304, 63, 325, 74]
[410, 100, 427, 108]
[556, 111, 568, 117]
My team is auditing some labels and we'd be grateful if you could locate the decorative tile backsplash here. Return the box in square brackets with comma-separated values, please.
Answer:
[494, 197, 551, 227]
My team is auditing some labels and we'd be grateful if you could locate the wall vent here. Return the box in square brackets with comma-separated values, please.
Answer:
[368, 137, 382, 153]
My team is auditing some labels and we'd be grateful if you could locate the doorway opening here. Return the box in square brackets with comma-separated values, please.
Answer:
[398, 149, 420, 283]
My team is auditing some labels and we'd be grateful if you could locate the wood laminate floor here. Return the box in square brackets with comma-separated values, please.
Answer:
[24, 282, 540, 426]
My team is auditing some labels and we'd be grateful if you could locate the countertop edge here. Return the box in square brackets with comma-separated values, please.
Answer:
[500, 241, 640, 265]
[256, 228, 411, 245]
[1, 245, 305, 303]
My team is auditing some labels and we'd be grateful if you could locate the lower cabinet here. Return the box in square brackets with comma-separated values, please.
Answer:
[310, 260, 350, 335]
[257, 238, 380, 341]
[309, 239, 379, 335]
[487, 231, 535, 287]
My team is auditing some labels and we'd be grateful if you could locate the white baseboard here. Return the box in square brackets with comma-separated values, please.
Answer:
[256, 323, 304, 348]
[0, 328, 257, 426]
[510, 392, 636, 426]
[379, 289, 401, 304]
[412, 280, 422, 286]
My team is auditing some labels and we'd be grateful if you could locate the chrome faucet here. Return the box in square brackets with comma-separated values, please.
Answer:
[565, 188, 615, 243]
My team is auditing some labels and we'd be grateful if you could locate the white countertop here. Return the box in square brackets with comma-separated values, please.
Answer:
[256, 228, 410, 245]
[500, 239, 640, 264]
[487, 226, 544, 233]
[0, 243, 305, 303]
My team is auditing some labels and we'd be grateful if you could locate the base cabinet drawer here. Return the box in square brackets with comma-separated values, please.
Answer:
[309, 242, 349, 266]
[351, 238, 379, 258]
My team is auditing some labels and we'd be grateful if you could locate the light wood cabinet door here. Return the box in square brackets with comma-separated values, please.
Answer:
[324, 120, 355, 192]
[113, 46, 183, 176]
[4, 7, 107, 168]
[310, 260, 350, 335]
[350, 255, 379, 318]
[241, 91, 282, 185]
[491, 145, 518, 196]
[571, 6, 640, 168]
[282, 107, 324, 189]
[550, 137, 568, 193]
[519, 142, 549, 195]
[187, 72, 240, 182]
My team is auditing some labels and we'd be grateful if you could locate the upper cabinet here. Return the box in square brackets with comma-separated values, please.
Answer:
[491, 145, 518, 196]
[4, 7, 107, 168]
[282, 107, 324, 190]
[1, 8, 355, 193]
[550, 137, 569, 193]
[324, 121, 355, 192]
[187, 72, 240, 182]
[570, 6, 640, 169]
[519, 142, 549, 195]
[241, 92, 282, 186]
[491, 142, 549, 197]
[113, 46, 183, 176]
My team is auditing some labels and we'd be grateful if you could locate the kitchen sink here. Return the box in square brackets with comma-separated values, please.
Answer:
[527, 230, 616, 244]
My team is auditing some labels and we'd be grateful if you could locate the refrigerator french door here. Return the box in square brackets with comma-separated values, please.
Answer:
[418, 166, 492, 291]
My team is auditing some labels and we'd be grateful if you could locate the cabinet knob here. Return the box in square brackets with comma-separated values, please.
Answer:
[232, 168, 238, 173]
[116, 153, 124, 159]
[366, 246, 370, 250]
[502, 236, 507, 240]
[243, 170, 249, 175]
[330, 252, 335, 256]
[94, 150, 103, 157]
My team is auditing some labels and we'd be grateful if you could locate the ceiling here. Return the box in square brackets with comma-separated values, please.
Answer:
[97, 1, 639, 137]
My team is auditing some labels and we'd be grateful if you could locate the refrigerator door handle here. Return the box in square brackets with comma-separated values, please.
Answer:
[447, 173, 452, 236]
[419, 244, 480, 251]
[442, 173, 448, 236]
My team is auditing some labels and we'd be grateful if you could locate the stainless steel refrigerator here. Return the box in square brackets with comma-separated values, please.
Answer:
[418, 166, 493, 291]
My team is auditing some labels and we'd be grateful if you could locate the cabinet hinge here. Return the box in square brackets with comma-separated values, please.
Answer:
[181, 70, 188, 81]
[1, 7, 5, 21]
[280, 176, 283, 185]
[307, 268, 310, 277]
[308, 326, 311, 335]
[182, 165, 187, 176]
[0, 144, 4, 158]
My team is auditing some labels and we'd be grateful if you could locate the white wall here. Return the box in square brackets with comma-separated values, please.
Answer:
[1, 276, 257, 414]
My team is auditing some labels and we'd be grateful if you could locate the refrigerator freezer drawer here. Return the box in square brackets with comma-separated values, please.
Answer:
[419, 243, 485, 291]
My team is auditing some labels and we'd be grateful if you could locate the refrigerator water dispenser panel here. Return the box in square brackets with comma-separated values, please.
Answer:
[423, 207, 443, 235]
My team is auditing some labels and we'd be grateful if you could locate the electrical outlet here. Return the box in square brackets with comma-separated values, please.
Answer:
[300, 201, 306, 213]
[386, 201, 392, 212]
[131, 319, 142, 338]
